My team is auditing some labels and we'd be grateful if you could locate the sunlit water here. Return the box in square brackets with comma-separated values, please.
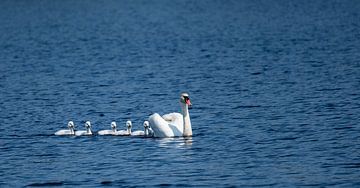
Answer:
[1, 0, 360, 187]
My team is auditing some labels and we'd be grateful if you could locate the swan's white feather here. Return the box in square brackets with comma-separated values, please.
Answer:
[114, 130, 130, 136]
[75, 130, 92, 136]
[98, 130, 115, 135]
[131, 130, 145, 136]
[149, 113, 183, 137]
[162, 112, 183, 126]
[54, 130, 74, 136]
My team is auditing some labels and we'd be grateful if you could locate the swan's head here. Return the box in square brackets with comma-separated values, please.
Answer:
[85, 121, 91, 128]
[111, 121, 117, 130]
[180, 93, 192, 107]
[143, 121, 149, 128]
[126, 120, 132, 129]
[68, 121, 74, 129]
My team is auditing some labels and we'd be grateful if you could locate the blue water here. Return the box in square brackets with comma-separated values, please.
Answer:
[1, 0, 360, 187]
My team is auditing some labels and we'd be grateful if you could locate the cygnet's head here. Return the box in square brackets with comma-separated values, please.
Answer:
[126, 120, 132, 128]
[143, 121, 149, 128]
[180, 92, 192, 106]
[111, 121, 117, 129]
[85, 121, 91, 128]
[68, 121, 74, 129]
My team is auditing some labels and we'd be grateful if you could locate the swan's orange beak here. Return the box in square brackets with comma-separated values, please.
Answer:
[186, 98, 192, 106]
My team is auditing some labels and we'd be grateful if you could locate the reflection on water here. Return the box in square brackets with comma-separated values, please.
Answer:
[157, 137, 193, 148]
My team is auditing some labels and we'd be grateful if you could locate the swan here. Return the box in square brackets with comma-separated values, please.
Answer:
[114, 120, 132, 136]
[149, 93, 192, 137]
[55, 121, 75, 136]
[98, 121, 117, 135]
[75, 121, 93, 136]
[131, 121, 154, 137]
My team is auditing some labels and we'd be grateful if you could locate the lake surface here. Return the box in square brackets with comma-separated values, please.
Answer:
[1, 0, 360, 187]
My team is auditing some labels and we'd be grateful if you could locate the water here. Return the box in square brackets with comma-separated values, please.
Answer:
[1, 0, 360, 187]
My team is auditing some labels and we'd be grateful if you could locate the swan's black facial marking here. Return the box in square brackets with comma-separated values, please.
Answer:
[68, 121, 75, 129]
[181, 96, 189, 103]
[126, 121, 132, 128]
[85, 121, 91, 128]
[180, 93, 192, 108]
[111, 122, 116, 129]
[183, 96, 192, 108]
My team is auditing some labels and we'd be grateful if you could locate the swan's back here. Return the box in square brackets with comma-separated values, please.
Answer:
[75, 130, 92, 136]
[131, 130, 145, 136]
[162, 113, 183, 126]
[114, 130, 130, 136]
[55, 129, 74, 136]
[98, 130, 115, 136]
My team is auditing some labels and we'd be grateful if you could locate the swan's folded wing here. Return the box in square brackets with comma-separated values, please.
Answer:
[150, 113, 183, 137]
[162, 113, 183, 125]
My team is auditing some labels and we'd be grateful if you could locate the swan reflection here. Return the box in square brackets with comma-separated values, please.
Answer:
[157, 137, 193, 148]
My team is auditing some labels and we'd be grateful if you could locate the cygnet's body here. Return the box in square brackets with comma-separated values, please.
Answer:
[131, 121, 154, 137]
[55, 121, 75, 136]
[131, 125, 145, 136]
[114, 120, 132, 136]
[75, 121, 93, 136]
[98, 122, 117, 135]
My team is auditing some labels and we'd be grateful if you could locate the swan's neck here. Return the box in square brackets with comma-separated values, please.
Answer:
[86, 128, 92, 134]
[144, 127, 149, 136]
[69, 128, 75, 135]
[127, 127, 132, 134]
[181, 103, 192, 137]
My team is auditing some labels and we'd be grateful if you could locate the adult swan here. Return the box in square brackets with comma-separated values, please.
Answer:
[149, 93, 192, 137]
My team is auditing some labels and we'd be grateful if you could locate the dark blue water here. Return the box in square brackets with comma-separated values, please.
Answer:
[1, 0, 360, 187]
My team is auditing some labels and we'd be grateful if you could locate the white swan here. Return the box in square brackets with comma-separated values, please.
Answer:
[98, 121, 117, 135]
[114, 120, 132, 136]
[75, 121, 93, 136]
[55, 121, 75, 136]
[131, 121, 154, 137]
[149, 93, 192, 137]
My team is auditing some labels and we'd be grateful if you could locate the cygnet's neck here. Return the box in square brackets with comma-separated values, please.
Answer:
[181, 102, 192, 137]
[86, 127, 92, 134]
[144, 126, 149, 136]
[69, 127, 75, 135]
